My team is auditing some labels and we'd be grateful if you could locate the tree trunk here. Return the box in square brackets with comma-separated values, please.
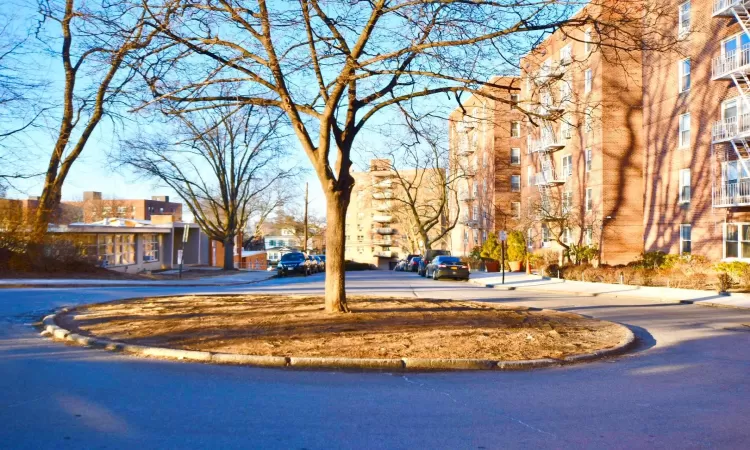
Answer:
[31, 179, 63, 243]
[223, 236, 235, 270]
[324, 191, 350, 313]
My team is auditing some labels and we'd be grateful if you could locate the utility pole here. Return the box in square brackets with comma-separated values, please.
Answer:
[304, 181, 309, 253]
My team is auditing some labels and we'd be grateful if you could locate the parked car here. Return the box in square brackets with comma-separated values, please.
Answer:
[420, 249, 451, 276]
[394, 259, 407, 271]
[313, 255, 325, 272]
[277, 252, 312, 277]
[306, 255, 320, 273]
[407, 256, 422, 272]
[425, 255, 470, 281]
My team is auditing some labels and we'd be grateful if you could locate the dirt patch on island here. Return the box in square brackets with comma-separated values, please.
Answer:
[56, 295, 628, 360]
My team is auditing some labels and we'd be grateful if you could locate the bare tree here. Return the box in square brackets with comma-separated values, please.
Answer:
[30, 0, 176, 239]
[372, 118, 463, 253]
[115, 105, 297, 270]
[0, 11, 47, 193]
[137, 0, 679, 312]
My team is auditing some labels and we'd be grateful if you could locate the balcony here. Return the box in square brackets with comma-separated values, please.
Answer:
[714, 180, 750, 207]
[712, 45, 750, 80]
[375, 202, 391, 211]
[376, 227, 395, 234]
[372, 191, 394, 200]
[373, 240, 394, 246]
[535, 168, 569, 186]
[712, 113, 750, 143]
[713, 0, 743, 17]
[375, 251, 394, 258]
[461, 218, 479, 228]
[457, 145, 475, 156]
[459, 192, 475, 202]
[530, 135, 565, 153]
[373, 215, 393, 223]
[373, 179, 393, 188]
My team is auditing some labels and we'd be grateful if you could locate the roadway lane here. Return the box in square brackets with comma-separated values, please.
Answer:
[1, 271, 749, 449]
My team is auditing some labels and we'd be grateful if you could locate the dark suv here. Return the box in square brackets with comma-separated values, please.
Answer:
[277, 252, 312, 276]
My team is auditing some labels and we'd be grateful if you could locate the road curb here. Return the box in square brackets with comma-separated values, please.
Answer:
[40, 305, 636, 372]
[1, 273, 277, 290]
[468, 277, 750, 309]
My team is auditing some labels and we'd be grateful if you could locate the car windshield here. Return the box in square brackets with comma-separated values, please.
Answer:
[281, 253, 305, 262]
[439, 257, 461, 264]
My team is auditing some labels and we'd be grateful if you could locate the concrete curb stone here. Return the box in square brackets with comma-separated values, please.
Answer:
[42, 305, 637, 372]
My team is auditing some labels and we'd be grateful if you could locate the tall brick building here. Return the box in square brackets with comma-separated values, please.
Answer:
[448, 78, 523, 257]
[642, 0, 750, 261]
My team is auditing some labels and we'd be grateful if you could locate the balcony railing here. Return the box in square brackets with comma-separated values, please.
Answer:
[376, 227, 394, 234]
[530, 135, 565, 153]
[712, 45, 750, 79]
[373, 215, 393, 223]
[374, 179, 392, 188]
[535, 168, 569, 186]
[375, 202, 391, 211]
[372, 192, 394, 200]
[375, 251, 394, 258]
[712, 113, 750, 143]
[713, 0, 742, 16]
[714, 180, 750, 207]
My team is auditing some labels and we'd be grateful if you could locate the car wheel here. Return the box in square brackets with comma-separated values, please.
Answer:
[433, 271, 439, 280]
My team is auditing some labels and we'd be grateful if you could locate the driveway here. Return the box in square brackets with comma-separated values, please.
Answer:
[1, 271, 749, 449]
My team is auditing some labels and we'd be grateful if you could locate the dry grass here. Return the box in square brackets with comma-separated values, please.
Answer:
[57, 295, 627, 360]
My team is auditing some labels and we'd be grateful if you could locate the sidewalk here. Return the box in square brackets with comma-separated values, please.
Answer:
[0, 270, 275, 288]
[468, 271, 750, 310]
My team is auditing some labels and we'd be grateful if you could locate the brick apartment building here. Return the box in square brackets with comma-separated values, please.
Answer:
[518, 2, 646, 265]
[642, 0, 750, 261]
[448, 77, 523, 257]
[344, 159, 447, 268]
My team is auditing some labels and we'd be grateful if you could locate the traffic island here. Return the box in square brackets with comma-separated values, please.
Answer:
[43, 295, 635, 370]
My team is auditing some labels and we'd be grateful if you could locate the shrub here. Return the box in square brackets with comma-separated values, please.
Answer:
[506, 230, 527, 262]
[715, 261, 750, 286]
[716, 272, 733, 293]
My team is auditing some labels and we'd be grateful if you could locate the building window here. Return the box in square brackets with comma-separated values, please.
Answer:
[143, 234, 160, 262]
[679, 168, 691, 203]
[680, 224, 692, 255]
[562, 191, 573, 213]
[678, 1, 690, 37]
[585, 107, 594, 133]
[464, 230, 469, 242]
[527, 228, 534, 248]
[510, 93, 519, 104]
[97, 234, 135, 266]
[474, 231, 479, 245]
[511, 175, 521, 192]
[541, 224, 552, 244]
[562, 228, 572, 245]
[472, 205, 479, 219]
[585, 188, 593, 211]
[585, 148, 592, 172]
[584, 227, 593, 246]
[512, 202, 521, 219]
[511, 148, 521, 165]
[584, 28, 592, 54]
[560, 45, 572, 65]
[473, 181, 478, 197]
[679, 58, 691, 92]
[527, 166, 534, 187]
[584, 69, 592, 93]
[561, 115, 572, 139]
[679, 113, 691, 148]
[511, 121, 521, 138]
[561, 154, 573, 177]
[357, 235, 364, 242]
[724, 223, 750, 258]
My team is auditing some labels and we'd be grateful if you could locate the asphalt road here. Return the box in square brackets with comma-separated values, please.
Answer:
[1, 271, 749, 449]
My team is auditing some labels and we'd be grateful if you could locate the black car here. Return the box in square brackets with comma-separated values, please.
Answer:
[420, 250, 451, 276]
[277, 252, 312, 276]
[425, 256, 470, 281]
